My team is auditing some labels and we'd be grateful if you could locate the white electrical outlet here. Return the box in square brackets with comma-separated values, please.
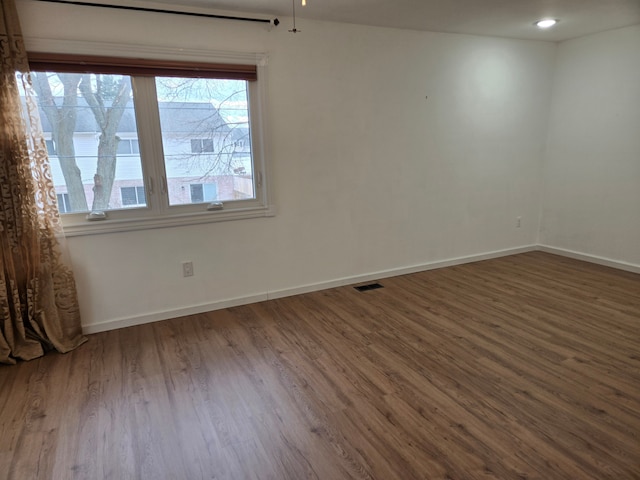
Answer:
[516, 216, 522, 228]
[182, 261, 194, 277]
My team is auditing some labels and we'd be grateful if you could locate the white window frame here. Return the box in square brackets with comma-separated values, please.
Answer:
[27, 39, 273, 236]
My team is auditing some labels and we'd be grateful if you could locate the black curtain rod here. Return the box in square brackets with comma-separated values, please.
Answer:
[36, 0, 280, 26]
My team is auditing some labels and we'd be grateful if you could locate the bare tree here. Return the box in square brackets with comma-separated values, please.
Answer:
[156, 78, 250, 178]
[33, 72, 88, 212]
[33, 73, 133, 212]
[79, 74, 132, 211]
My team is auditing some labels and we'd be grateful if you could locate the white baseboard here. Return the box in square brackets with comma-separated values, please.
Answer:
[82, 244, 640, 335]
[82, 293, 268, 334]
[266, 245, 538, 300]
[537, 245, 640, 274]
[82, 245, 537, 334]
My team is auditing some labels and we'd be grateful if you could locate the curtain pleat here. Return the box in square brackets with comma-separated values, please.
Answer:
[0, 0, 86, 364]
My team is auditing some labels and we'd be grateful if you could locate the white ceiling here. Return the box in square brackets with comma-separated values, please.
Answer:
[142, 0, 640, 42]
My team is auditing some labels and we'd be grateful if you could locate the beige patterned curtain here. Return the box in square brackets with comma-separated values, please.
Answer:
[0, 0, 86, 364]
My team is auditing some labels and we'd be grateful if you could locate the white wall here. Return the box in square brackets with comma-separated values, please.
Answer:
[17, 0, 556, 331]
[540, 25, 640, 267]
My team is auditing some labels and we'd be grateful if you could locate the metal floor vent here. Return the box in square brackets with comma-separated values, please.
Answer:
[354, 282, 384, 292]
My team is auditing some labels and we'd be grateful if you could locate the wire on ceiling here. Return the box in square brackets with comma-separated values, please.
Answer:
[35, 0, 280, 27]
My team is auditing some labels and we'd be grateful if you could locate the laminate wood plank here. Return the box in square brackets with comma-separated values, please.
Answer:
[388, 266, 637, 432]
[1, 252, 639, 479]
[364, 319, 595, 479]
[264, 288, 592, 480]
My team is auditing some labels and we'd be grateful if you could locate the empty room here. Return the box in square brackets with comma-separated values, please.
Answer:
[1, 0, 639, 478]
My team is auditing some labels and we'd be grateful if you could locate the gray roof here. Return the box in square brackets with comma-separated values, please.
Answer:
[159, 102, 229, 135]
[37, 99, 229, 135]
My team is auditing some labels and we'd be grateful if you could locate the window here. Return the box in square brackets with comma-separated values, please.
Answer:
[56, 193, 71, 213]
[117, 139, 140, 155]
[121, 186, 146, 206]
[28, 72, 142, 215]
[26, 49, 271, 235]
[190, 139, 214, 154]
[45, 139, 57, 155]
[190, 183, 218, 203]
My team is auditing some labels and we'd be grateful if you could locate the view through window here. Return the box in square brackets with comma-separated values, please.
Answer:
[28, 71, 256, 216]
[155, 77, 254, 206]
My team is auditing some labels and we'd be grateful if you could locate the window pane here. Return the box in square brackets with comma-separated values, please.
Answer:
[56, 193, 70, 213]
[155, 77, 255, 206]
[121, 185, 145, 206]
[190, 184, 204, 203]
[121, 186, 137, 205]
[203, 183, 217, 202]
[202, 138, 214, 153]
[117, 139, 131, 155]
[31, 72, 143, 213]
[190, 139, 202, 154]
[45, 139, 57, 155]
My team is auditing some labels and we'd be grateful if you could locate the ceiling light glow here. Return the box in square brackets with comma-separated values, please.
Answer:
[535, 19, 558, 29]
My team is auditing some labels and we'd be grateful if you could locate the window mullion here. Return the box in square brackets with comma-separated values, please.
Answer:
[248, 77, 267, 205]
[131, 76, 169, 214]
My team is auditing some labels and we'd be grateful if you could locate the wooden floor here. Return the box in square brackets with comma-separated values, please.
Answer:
[1, 252, 639, 479]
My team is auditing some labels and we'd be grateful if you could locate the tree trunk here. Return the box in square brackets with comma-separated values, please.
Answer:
[92, 137, 118, 211]
[33, 73, 88, 212]
[79, 75, 132, 211]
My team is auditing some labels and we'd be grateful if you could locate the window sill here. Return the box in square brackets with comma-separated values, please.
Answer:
[61, 204, 276, 237]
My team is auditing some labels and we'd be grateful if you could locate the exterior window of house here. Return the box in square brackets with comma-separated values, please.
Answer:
[45, 139, 56, 156]
[190, 183, 218, 204]
[56, 193, 71, 213]
[121, 186, 146, 206]
[190, 138, 214, 154]
[117, 139, 140, 155]
[27, 50, 270, 235]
